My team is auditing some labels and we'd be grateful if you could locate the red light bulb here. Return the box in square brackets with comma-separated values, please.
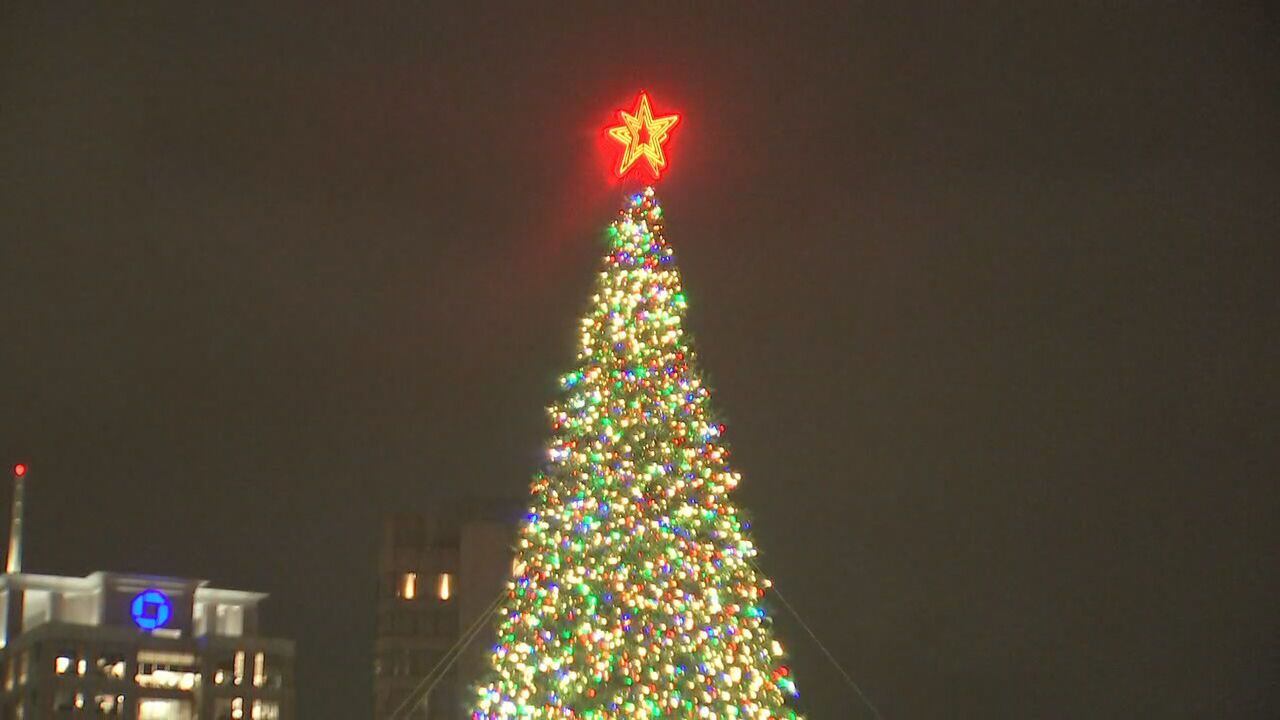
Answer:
[13, 464, 26, 477]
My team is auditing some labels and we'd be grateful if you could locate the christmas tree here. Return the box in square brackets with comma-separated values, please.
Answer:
[472, 95, 803, 720]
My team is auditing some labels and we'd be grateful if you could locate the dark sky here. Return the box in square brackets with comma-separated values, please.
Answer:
[2, 3, 1277, 718]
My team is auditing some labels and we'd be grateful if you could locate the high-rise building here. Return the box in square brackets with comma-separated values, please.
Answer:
[373, 504, 517, 719]
[0, 570, 294, 719]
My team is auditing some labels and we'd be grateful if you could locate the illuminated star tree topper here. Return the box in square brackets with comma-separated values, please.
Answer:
[607, 92, 680, 180]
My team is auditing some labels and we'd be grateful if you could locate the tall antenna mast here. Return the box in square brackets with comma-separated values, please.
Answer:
[7, 463, 28, 574]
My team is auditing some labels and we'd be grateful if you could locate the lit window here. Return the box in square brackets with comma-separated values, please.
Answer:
[400, 572, 418, 600]
[232, 697, 245, 720]
[437, 573, 452, 601]
[251, 700, 280, 720]
[252, 652, 265, 688]
[193, 602, 207, 636]
[233, 651, 245, 686]
[77, 658, 86, 676]
[55, 656, 71, 674]
[135, 658, 200, 691]
[216, 604, 245, 636]
[97, 654, 127, 679]
[138, 698, 192, 720]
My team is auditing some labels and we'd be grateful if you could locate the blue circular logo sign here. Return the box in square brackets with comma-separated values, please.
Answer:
[130, 589, 172, 630]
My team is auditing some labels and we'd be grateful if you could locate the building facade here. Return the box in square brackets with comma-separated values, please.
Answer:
[0, 571, 294, 720]
[374, 505, 517, 719]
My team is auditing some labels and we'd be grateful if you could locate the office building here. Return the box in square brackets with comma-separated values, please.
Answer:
[373, 503, 518, 719]
[0, 571, 294, 720]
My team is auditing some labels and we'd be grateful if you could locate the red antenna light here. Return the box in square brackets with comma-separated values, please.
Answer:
[12, 464, 25, 478]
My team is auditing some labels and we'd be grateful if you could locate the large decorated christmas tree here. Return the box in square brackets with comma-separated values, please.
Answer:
[472, 94, 803, 720]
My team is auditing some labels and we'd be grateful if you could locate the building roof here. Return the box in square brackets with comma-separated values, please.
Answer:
[0, 571, 267, 604]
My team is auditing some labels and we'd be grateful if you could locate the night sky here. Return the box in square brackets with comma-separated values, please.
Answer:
[2, 3, 1277, 718]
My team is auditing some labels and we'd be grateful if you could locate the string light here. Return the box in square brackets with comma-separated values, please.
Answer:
[473, 188, 802, 719]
